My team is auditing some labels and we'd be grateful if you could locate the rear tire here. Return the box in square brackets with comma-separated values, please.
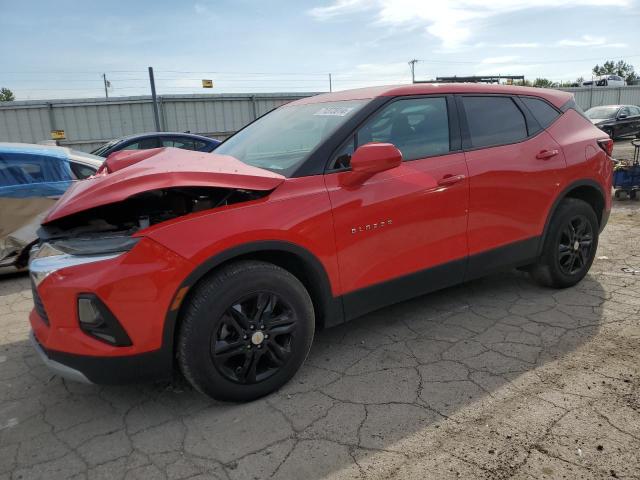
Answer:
[177, 260, 314, 402]
[530, 198, 599, 288]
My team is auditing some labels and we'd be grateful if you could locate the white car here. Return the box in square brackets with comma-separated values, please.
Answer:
[582, 75, 626, 88]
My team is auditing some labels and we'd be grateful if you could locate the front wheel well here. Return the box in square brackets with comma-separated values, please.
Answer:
[216, 250, 333, 330]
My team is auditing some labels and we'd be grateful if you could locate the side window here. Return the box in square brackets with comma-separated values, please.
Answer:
[358, 97, 450, 161]
[70, 162, 97, 180]
[329, 97, 450, 170]
[123, 138, 161, 150]
[122, 142, 140, 150]
[520, 97, 561, 129]
[162, 137, 196, 150]
[194, 140, 209, 151]
[0, 159, 41, 185]
[629, 106, 640, 116]
[462, 96, 528, 148]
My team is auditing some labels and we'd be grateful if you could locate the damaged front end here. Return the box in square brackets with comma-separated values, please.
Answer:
[30, 186, 273, 294]
[29, 148, 285, 288]
[37, 185, 269, 251]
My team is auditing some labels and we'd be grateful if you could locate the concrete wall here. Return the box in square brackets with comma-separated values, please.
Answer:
[0, 93, 317, 152]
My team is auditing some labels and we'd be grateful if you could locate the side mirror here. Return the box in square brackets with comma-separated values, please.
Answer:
[350, 143, 402, 175]
[618, 113, 628, 119]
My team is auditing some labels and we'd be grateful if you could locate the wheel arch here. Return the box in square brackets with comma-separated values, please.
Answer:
[539, 179, 606, 256]
[162, 241, 343, 358]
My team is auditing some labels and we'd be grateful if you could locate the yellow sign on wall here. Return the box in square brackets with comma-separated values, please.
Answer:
[202, 79, 213, 88]
[50, 130, 66, 140]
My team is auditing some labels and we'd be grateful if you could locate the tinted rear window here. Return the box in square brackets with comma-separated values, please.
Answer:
[521, 97, 560, 129]
[462, 96, 527, 148]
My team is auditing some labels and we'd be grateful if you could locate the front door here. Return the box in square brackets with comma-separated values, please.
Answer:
[324, 96, 469, 318]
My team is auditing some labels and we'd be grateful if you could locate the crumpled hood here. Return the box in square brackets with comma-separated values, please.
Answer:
[44, 147, 285, 223]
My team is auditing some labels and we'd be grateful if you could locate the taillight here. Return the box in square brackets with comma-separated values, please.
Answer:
[597, 139, 614, 157]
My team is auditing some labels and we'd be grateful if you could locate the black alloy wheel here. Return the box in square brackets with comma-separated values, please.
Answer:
[557, 215, 594, 276]
[211, 292, 297, 384]
[530, 198, 599, 288]
[177, 260, 314, 402]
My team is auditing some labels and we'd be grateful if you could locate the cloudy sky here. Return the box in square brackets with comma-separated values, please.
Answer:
[1, 0, 638, 100]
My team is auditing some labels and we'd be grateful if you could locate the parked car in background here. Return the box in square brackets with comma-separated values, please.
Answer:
[582, 75, 626, 87]
[0, 143, 103, 273]
[28, 84, 612, 401]
[91, 132, 221, 157]
[585, 105, 640, 139]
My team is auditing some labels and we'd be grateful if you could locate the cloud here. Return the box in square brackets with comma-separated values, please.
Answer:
[308, 0, 372, 19]
[481, 56, 520, 64]
[499, 42, 541, 48]
[556, 35, 606, 46]
[308, 0, 632, 48]
[474, 63, 542, 76]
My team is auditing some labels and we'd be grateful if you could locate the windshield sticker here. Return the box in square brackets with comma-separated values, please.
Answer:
[313, 107, 355, 117]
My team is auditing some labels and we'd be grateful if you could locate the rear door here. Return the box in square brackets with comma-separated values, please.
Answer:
[458, 95, 566, 278]
[324, 96, 469, 317]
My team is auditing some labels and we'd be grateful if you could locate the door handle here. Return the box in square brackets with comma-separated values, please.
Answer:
[536, 149, 559, 160]
[437, 174, 465, 186]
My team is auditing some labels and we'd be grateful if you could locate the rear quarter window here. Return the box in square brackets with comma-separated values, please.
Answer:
[520, 97, 561, 129]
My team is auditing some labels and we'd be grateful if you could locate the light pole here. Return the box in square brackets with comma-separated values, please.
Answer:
[102, 73, 110, 99]
[408, 59, 419, 83]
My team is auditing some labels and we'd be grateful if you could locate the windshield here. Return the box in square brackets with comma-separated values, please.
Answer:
[585, 106, 619, 120]
[214, 100, 367, 176]
[90, 139, 121, 156]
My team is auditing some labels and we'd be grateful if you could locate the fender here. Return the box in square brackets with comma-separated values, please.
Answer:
[538, 179, 607, 256]
[161, 240, 344, 356]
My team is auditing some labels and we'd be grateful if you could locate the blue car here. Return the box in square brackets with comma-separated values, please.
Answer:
[91, 132, 221, 157]
[0, 143, 104, 273]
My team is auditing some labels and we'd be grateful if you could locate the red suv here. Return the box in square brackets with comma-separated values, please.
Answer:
[29, 84, 613, 401]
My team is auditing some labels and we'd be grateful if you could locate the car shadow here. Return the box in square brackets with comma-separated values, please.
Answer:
[0, 269, 606, 479]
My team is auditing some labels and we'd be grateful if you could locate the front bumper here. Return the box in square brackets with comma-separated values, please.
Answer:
[30, 328, 171, 384]
[28, 236, 193, 384]
[30, 330, 91, 384]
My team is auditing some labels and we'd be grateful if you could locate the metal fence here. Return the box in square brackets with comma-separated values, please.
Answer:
[2, 86, 640, 152]
[0, 93, 317, 152]
[559, 85, 640, 111]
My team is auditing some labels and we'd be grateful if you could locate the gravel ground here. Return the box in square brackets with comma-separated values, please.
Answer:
[613, 137, 638, 162]
[1, 203, 639, 480]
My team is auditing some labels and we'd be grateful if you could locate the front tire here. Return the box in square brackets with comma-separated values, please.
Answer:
[177, 260, 314, 402]
[531, 198, 599, 288]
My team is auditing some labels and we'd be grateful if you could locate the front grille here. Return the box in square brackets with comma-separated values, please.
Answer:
[31, 278, 49, 326]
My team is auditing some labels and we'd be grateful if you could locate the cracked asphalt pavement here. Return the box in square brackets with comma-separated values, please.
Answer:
[1, 204, 639, 480]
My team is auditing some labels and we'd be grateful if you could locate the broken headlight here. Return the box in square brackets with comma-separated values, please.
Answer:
[29, 236, 140, 286]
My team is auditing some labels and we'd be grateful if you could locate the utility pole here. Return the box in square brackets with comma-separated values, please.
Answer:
[148, 67, 161, 131]
[102, 73, 110, 99]
[408, 59, 419, 83]
[329, 73, 332, 92]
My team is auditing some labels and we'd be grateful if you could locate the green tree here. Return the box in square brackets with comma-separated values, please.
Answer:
[592, 60, 637, 83]
[532, 78, 558, 88]
[0, 87, 15, 102]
